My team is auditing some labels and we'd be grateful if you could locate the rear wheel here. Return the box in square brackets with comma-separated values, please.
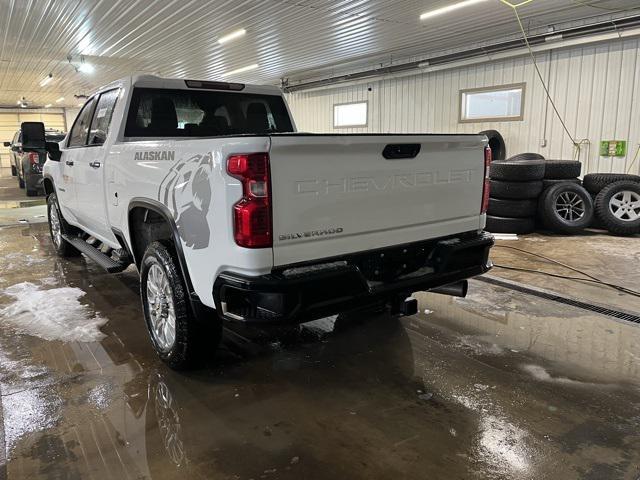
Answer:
[141, 241, 219, 369]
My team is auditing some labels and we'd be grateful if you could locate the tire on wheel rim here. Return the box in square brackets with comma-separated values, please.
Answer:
[594, 181, 640, 236]
[538, 183, 594, 234]
[507, 153, 545, 162]
[140, 241, 218, 369]
[542, 178, 580, 189]
[47, 193, 80, 257]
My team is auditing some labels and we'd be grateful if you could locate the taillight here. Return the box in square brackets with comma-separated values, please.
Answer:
[28, 152, 39, 166]
[227, 153, 272, 248]
[481, 146, 492, 214]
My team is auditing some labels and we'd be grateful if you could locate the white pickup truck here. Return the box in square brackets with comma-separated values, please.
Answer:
[21, 75, 493, 369]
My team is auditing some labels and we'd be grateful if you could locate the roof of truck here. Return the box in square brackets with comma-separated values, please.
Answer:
[95, 74, 283, 97]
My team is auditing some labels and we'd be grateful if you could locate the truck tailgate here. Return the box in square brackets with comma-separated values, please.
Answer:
[269, 134, 487, 266]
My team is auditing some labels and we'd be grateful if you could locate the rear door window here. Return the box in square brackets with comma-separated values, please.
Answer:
[88, 89, 119, 145]
[124, 88, 294, 138]
[68, 98, 97, 147]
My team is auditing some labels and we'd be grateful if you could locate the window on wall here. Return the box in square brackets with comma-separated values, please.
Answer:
[459, 84, 525, 123]
[333, 101, 367, 128]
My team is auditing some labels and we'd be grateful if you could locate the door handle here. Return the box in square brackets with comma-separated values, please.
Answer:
[65, 160, 74, 166]
[89, 161, 101, 169]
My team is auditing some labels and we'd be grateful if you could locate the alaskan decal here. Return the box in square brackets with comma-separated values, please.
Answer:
[134, 150, 175, 161]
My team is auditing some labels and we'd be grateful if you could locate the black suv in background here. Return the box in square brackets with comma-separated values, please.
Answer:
[4, 129, 66, 196]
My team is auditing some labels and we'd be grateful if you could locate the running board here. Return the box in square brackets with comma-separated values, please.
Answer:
[62, 234, 129, 273]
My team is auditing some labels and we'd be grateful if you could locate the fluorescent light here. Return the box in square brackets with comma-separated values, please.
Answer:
[56, 97, 64, 103]
[77, 102, 83, 106]
[44, 104, 52, 108]
[78, 63, 94, 73]
[218, 28, 246, 44]
[221, 63, 258, 77]
[39, 74, 53, 86]
[420, 0, 488, 20]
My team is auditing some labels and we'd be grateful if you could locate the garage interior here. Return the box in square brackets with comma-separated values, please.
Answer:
[1, 1, 640, 479]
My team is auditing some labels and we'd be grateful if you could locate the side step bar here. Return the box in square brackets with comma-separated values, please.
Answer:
[62, 234, 129, 273]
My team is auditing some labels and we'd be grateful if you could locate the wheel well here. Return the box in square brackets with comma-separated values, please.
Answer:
[43, 178, 54, 196]
[128, 207, 174, 268]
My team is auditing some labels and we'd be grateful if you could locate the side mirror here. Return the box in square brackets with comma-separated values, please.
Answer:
[21, 122, 46, 151]
[46, 141, 62, 162]
[2, 142, 10, 147]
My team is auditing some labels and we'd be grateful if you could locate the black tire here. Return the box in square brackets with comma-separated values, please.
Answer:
[488, 198, 537, 218]
[485, 215, 535, 234]
[594, 181, 640, 236]
[18, 175, 25, 188]
[538, 183, 594, 234]
[583, 173, 640, 195]
[490, 159, 545, 181]
[543, 160, 582, 179]
[507, 153, 545, 162]
[479, 130, 506, 161]
[47, 193, 81, 257]
[489, 180, 544, 200]
[542, 178, 581, 189]
[11, 165, 17, 176]
[141, 241, 219, 369]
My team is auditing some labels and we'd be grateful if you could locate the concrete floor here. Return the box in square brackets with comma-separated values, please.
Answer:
[0, 177, 46, 227]
[0, 223, 639, 479]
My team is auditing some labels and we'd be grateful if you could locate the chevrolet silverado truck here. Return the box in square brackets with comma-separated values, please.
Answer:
[21, 75, 493, 369]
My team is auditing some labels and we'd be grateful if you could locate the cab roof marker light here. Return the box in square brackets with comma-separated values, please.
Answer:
[420, 0, 489, 21]
[220, 64, 258, 78]
[218, 28, 246, 44]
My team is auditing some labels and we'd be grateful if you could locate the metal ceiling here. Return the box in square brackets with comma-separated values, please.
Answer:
[0, 0, 638, 108]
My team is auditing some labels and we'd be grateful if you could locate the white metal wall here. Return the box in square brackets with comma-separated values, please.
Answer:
[287, 37, 640, 176]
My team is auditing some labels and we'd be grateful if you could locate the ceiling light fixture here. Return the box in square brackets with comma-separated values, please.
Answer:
[44, 104, 52, 108]
[40, 73, 53, 86]
[56, 97, 64, 103]
[78, 62, 94, 73]
[420, 0, 488, 20]
[218, 28, 246, 44]
[221, 63, 258, 77]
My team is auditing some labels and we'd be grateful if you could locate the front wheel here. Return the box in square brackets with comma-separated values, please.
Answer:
[47, 193, 80, 257]
[141, 242, 219, 369]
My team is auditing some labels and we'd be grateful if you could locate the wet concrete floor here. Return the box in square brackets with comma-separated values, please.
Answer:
[0, 223, 639, 479]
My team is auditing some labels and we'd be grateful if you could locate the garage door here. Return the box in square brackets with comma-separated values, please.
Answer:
[0, 111, 66, 177]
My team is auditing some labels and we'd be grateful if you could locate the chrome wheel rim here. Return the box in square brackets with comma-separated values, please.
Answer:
[147, 264, 176, 351]
[554, 192, 585, 222]
[49, 204, 62, 248]
[609, 190, 640, 222]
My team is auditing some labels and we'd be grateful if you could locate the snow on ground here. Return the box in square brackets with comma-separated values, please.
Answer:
[0, 282, 107, 342]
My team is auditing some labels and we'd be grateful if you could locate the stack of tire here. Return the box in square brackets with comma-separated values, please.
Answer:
[486, 153, 545, 234]
[583, 173, 640, 236]
[537, 160, 593, 234]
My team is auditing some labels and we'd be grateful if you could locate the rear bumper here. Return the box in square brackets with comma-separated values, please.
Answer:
[213, 231, 494, 324]
[25, 172, 44, 191]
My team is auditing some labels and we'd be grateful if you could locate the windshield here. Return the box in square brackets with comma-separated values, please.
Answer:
[124, 87, 294, 138]
[45, 133, 66, 142]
